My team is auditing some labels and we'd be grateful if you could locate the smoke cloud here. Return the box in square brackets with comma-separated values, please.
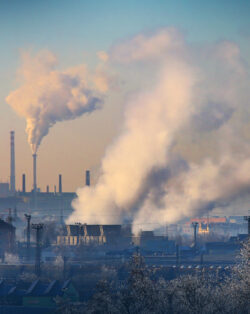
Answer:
[69, 29, 196, 224]
[69, 28, 250, 231]
[132, 156, 250, 234]
[6, 50, 107, 153]
[65, 29, 250, 230]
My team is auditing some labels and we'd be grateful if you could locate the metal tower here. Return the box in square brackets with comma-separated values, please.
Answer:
[25, 214, 31, 260]
[32, 223, 43, 276]
[192, 222, 198, 249]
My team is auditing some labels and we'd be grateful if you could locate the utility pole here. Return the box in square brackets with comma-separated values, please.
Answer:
[32, 223, 43, 277]
[192, 222, 198, 250]
[244, 216, 250, 236]
[165, 224, 169, 239]
[24, 214, 31, 261]
[14, 207, 17, 222]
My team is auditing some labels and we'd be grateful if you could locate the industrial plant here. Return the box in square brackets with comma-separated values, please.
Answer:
[1, 0, 250, 312]
[0, 131, 248, 313]
[0, 131, 77, 219]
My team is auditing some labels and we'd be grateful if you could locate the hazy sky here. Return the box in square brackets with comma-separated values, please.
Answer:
[1, 0, 250, 192]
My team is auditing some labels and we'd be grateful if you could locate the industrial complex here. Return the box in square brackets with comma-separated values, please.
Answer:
[0, 130, 249, 312]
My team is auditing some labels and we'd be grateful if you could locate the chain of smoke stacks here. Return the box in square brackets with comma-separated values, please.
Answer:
[9, 131, 91, 193]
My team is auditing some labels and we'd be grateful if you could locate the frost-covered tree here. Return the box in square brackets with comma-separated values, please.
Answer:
[170, 274, 215, 314]
[86, 280, 119, 314]
[223, 238, 250, 314]
[117, 254, 166, 314]
[82, 239, 249, 314]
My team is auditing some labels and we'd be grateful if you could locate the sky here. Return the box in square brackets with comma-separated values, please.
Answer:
[1, 0, 250, 193]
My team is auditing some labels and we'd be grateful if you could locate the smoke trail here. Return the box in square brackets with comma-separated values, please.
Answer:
[69, 50, 196, 223]
[6, 50, 107, 153]
[69, 28, 250, 230]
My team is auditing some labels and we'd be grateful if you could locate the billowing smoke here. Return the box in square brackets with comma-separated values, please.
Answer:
[71, 28, 250, 230]
[69, 29, 196, 224]
[6, 50, 107, 153]
[69, 28, 250, 231]
[132, 156, 250, 234]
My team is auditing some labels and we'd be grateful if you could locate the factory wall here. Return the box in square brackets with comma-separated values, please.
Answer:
[57, 224, 130, 247]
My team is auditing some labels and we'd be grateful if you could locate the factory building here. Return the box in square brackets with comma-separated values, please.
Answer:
[133, 230, 170, 251]
[0, 218, 16, 256]
[57, 224, 174, 253]
[57, 224, 123, 246]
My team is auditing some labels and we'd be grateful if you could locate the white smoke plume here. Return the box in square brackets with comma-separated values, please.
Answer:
[6, 50, 108, 153]
[132, 156, 250, 234]
[67, 28, 250, 231]
[69, 29, 196, 224]
[110, 27, 184, 63]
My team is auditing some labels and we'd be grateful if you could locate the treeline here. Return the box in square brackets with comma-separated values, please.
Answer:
[56, 239, 249, 314]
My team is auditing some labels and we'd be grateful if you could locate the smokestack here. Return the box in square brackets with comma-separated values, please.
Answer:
[59, 174, 62, 194]
[85, 170, 90, 186]
[32, 223, 43, 277]
[25, 214, 31, 261]
[192, 222, 198, 250]
[33, 153, 37, 192]
[46, 185, 49, 193]
[22, 174, 26, 193]
[10, 131, 15, 194]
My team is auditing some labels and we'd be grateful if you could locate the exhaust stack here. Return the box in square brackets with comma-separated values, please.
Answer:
[22, 174, 26, 193]
[59, 174, 62, 194]
[33, 154, 37, 192]
[10, 131, 15, 193]
[86, 170, 90, 186]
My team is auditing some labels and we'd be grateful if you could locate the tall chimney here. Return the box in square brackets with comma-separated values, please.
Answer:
[10, 131, 15, 193]
[59, 174, 62, 194]
[33, 154, 37, 192]
[22, 174, 26, 193]
[46, 185, 49, 193]
[85, 170, 90, 186]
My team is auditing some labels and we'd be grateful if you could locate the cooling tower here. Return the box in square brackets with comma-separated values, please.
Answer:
[10, 131, 15, 193]
[32, 153, 37, 192]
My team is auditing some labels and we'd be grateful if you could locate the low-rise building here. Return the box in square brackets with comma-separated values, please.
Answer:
[57, 224, 123, 246]
[0, 279, 79, 308]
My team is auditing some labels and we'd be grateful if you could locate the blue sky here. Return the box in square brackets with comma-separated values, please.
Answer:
[1, 0, 250, 68]
[1, 0, 250, 191]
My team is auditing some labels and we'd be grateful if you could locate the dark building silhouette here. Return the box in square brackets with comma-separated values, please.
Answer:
[0, 219, 15, 256]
